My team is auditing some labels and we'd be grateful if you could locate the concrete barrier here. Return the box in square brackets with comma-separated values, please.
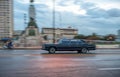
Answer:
[96, 44, 120, 48]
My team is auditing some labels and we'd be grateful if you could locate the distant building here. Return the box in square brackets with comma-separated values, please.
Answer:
[14, 30, 23, 35]
[0, 0, 14, 39]
[13, 30, 23, 40]
[42, 27, 78, 43]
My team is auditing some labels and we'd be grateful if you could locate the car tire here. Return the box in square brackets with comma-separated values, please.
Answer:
[49, 47, 56, 54]
[81, 48, 88, 53]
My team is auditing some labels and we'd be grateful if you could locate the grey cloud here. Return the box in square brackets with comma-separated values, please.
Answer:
[73, 1, 109, 18]
[36, 4, 48, 8]
[74, 1, 96, 10]
[57, 0, 68, 6]
[36, 4, 49, 11]
[73, 0, 83, 5]
[80, 2, 96, 9]
[86, 8, 120, 18]
[107, 8, 120, 17]
[102, 0, 120, 2]
[57, 0, 74, 6]
[86, 8, 109, 18]
[73, 0, 120, 18]
[36, 4, 50, 16]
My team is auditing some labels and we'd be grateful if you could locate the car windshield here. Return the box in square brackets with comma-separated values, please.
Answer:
[58, 39, 69, 44]
[58, 39, 62, 44]
[58, 39, 86, 44]
[80, 40, 86, 43]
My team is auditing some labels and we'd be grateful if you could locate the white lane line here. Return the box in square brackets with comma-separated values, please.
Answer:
[98, 68, 120, 70]
[74, 59, 101, 61]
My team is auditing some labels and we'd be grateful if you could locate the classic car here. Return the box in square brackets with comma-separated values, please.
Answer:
[42, 39, 96, 54]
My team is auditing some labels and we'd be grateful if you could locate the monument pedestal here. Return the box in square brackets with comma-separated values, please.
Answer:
[25, 36, 42, 46]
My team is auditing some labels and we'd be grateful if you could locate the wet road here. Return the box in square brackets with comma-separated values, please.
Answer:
[0, 49, 120, 77]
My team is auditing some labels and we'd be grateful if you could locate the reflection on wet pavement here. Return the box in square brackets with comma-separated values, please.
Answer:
[0, 49, 120, 77]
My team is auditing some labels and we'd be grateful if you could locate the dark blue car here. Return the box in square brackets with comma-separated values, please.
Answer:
[42, 39, 96, 54]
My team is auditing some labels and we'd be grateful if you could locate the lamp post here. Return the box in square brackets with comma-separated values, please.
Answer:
[52, 0, 55, 43]
[24, 14, 27, 47]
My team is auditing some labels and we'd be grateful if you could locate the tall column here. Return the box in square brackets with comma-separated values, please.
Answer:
[29, 0, 36, 21]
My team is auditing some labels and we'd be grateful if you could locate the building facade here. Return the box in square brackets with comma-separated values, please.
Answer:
[42, 27, 78, 43]
[0, 0, 13, 39]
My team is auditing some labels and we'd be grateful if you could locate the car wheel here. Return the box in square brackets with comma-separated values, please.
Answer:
[81, 48, 88, 53]
[49, 47, 56, 54]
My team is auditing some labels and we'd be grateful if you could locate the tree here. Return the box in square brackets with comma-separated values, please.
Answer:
[43, 35, 48, 40]
[86, 33, 100, 40]
[74, 34, 86, 39]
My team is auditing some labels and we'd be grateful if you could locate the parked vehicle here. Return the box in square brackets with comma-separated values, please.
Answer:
[42, 39, 96, 54]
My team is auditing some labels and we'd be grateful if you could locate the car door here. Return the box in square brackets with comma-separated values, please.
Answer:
[57, 40, 71, 51]
[69, 40, 78, 51]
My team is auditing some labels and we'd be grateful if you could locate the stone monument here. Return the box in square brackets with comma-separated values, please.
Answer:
[23, 0, 42, 46]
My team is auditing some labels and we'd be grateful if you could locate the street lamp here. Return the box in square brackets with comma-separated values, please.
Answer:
[52, 0, 55, 43]
[24, 14, 27, 47]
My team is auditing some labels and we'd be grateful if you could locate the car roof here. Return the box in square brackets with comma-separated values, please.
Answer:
[60, 39, 84, 42]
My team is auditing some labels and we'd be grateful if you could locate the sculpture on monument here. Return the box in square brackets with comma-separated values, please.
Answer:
[30, 0, 34, 3]
[27, 0, 38, 36]
[28, 18, 37, 28]
[27, 18, 37, 36]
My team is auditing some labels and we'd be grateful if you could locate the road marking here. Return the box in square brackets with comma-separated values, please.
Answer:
[74, 58, 101, 61]
[23, 54, 31, 56]
[98, 68, 120, 70]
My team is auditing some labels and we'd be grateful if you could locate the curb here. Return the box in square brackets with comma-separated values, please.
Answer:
[0, 48, 120, 50]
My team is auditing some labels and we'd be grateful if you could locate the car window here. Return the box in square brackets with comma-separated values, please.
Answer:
[71, 41, 76, 45]
[58, 39, 86, 45]
[58, 39, 62, 44]
[62, 40, 70, 44]
[58, 39, 70, 44]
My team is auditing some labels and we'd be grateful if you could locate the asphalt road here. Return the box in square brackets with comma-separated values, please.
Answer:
[0, 49, 120, 77]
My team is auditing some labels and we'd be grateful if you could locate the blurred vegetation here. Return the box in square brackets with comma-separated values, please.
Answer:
[74, 33, 119, 44]
[74, 33, 116, 41]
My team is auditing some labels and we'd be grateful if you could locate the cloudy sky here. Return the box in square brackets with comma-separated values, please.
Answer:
[14, 0, 120, 35]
